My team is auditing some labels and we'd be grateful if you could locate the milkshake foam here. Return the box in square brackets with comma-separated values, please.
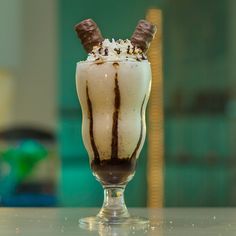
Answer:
[86, 39, 147, 62]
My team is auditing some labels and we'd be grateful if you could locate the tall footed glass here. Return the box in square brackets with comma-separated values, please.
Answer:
[76, 60, 152, 228]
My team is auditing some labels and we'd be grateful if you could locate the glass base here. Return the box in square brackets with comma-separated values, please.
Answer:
[79, 215, 149, 231]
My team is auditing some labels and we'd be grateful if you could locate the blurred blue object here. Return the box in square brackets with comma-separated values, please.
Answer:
[0, 127, 58, 207]
[3, 140, 47, 181]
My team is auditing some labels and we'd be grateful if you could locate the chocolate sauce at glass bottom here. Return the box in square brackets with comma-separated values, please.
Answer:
[91, 158, 136, 185]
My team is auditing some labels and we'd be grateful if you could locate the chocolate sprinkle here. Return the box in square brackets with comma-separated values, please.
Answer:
[132, 46, 136, 54]
[127, 45, 131, 54]
[114, 48, 121, 54]
[104, 48, 108, 56]
[98, 47, 102, 55]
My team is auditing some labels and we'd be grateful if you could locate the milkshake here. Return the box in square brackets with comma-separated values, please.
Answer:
[75, 19, 156, 226]
[76, 39, 152, 185]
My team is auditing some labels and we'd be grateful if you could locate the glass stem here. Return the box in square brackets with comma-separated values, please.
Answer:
[97, 185, 130, 220]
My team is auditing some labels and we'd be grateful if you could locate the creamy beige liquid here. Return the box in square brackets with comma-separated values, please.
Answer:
[76, 60, 151, 184]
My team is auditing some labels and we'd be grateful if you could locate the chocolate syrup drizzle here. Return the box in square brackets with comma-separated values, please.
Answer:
[87, 66, 148, 184]
[86, 81, 100, 163]
[111, 72, 120, 160]
[130, 95, 146, 160]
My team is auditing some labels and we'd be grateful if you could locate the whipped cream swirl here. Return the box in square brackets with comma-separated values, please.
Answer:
[86, 39, 147, 62]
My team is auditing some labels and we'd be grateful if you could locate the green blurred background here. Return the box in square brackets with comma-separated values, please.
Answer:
[0, 0, 235, 207]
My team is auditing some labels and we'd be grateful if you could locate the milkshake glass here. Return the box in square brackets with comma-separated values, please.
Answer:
[76, 57, 151, 227]
[74, 18, 156, 228]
